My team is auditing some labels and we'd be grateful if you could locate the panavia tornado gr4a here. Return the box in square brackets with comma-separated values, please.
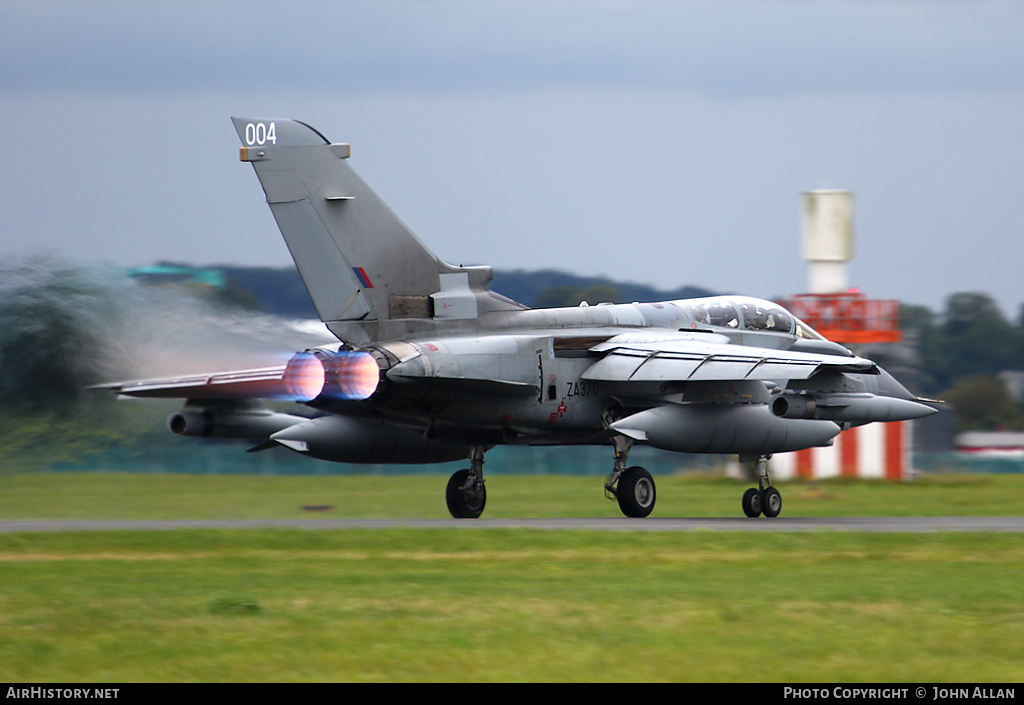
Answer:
[99, 117, 937, 519]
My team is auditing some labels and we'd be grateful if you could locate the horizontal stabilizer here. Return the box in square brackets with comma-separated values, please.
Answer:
[92, 366, 290, 400]
[93, 349, 381, 403]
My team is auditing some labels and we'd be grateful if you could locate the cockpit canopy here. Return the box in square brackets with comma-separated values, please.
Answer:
[674, 296, 824, 340]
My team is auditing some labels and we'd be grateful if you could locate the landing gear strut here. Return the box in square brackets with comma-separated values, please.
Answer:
[604, 432, 656, 518]
[741, 455, 781, 518]
[446, 446, 487, 518]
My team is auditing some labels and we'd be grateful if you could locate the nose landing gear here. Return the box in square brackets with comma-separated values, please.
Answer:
[741, 455, 781, 518]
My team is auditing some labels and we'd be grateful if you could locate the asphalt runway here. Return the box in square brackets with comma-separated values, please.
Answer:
[2, 517, 1023, 532]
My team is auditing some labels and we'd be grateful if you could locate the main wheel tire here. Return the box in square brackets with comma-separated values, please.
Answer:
[446, 469, 486, 519]
[616, 466, 656, 518]
[741, 487, 762, 518]
[761, 486, 782, 518]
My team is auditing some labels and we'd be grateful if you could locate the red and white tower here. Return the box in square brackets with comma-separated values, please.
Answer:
[771, 190, 911, 480]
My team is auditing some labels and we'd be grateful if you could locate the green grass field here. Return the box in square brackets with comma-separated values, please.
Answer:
[3, 471, 1023, 520]
[1, 473, 1023, 682]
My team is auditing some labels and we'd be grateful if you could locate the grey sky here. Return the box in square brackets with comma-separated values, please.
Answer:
[2, 0, 1023, 317]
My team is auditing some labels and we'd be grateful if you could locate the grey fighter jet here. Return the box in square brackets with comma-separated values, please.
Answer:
[99, 117, 937, 519]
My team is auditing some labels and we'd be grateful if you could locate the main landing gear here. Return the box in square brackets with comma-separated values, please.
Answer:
[446, 446, 487, 518]
[604, 433, 656, 518]
[741, 455, 782, 518]
[444, 442, 776, 520]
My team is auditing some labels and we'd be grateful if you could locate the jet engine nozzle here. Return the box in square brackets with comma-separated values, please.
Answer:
[283, 350, 380, 402]
[283, 352, 325, 401]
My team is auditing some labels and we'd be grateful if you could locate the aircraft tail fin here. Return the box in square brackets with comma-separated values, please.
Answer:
[230, 117, 522, 341]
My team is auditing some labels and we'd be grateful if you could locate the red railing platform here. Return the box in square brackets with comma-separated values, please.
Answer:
[778, 292, 902, 344]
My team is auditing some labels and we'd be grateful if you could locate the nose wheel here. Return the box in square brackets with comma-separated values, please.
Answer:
[741, 455, 782, 518]
[741, 487, 762, 517]
[761, 486, 782, 517]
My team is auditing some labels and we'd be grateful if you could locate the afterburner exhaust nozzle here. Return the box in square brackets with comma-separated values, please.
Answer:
[283, 350, 380, 401]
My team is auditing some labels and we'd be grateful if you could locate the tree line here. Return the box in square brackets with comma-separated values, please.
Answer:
[902, 293, 1024, 432]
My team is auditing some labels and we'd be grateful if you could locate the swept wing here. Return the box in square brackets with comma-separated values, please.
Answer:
[582, 330, 876, 384]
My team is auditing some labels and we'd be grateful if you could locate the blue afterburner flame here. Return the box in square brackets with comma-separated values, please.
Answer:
[284, 350, 379, 401]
